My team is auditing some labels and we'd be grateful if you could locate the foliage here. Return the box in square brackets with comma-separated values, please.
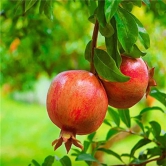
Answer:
[1, 0, 90, 90]
[1, 0, 166, 166]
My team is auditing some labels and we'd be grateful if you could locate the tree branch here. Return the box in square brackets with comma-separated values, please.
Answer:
[90, 20, 99, 74]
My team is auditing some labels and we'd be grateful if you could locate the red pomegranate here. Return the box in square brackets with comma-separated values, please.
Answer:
[46, 70, 108, 153]
[101, 55, 156, 109]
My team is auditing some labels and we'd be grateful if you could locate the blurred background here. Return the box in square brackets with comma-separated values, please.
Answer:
[0, 1, 166, 166]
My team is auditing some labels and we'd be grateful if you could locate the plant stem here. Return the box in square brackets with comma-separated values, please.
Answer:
[90, 20, 99, 74]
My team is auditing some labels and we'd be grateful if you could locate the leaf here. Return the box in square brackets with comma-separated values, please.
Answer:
[142, 0, 151, 7]
[115, 7, 138, 53]
[25, 0, 38, 13]
[98, 148, 123, 163]
[106, 128, 120, 140]
[60, 156, 72, 166]
[130, 139, 151, 157]
[108, 107, 120, 126]
[123, 44, 146, 58]
[42, 155, 55, 166]
[88, 15, 96, 24]
[94, 48, 129, 82]
[157, 157, 166, 166]
[104, 0, 121, 23]
[156, 134, 166, 148]
[132, 15, 150, 49]
[105, 17, 121, 68]
[39, 0, 47, 14]
[150, 88, 166, 106]
[134, 119, 145, 133]
[87, 0, 97, 15]
[103, 119, 112, 127]
[87, 132, 96, 142]
[97, 0, 106, 27]
[147, 147, 162, 158]
[139, 106, 165, 115]
[99, 22, 114, 37]
[76, 153, 99, 163]
[83, 141, 91, 153]
[31, 160, 40, 166]
[121, 1, 133, 12]
[118, 109, 131, 128]
[131, 0, 142, 7]
[39, 0, 53, 20]
[149, 121, 161, 137]
[84, 40, 92, 62]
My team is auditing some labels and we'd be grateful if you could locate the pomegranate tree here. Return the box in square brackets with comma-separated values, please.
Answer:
[46, 70, 108, 153]
[100, 55, 156, 109]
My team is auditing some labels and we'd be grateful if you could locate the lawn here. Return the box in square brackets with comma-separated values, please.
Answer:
[0, 96, 88, 166]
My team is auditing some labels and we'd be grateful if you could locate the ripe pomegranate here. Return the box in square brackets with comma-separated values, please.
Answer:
[100, 55, 156, 109]
[46, 70, 108, 153]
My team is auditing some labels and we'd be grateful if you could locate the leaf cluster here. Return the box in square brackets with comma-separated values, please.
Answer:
[85, 0, 152, 82]
[29, 88, 166, 166]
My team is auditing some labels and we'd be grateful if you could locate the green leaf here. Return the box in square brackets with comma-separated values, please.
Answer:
[139, 106, 165, 115]
[76, 153, 99, 163]
[118, 109, 131, 128]
[132, 15, 150, 49]
[25, 0, 38, 13]
[157, 157, 166, 166]
[83, 141, 91, 153]
[156, 134, 166, 148]
[31, 160, 40, 166]
[131, 0, 142, 7]
[104, 0, 121, 23]
[145, 126, 151, 138]
[123, 44, 146, 58]
[115, 7, 138, 53]
[147, 147, 162, 158]
[60, 156, 72, 166]
[130, 139, 151, 157]
[87, 132, 96, 142]
[150, 88, 166, 106]
[98, 148, 123, 163]
[134, 119, 145, 133]
[88, 15, 96, 24]
[106, 128, 120, 140]
[42, 155, 55, 166]
[105, 17, 121, 68]
[149, 121, 161, 137]
[39, 0, 46, 14]
[97, 0, 106, 27]
[94, 48, 129, 82]
[103, 119, 112, 127]
[121, 1, 133, 12]
[142, 0, 151, 7]
[39, 0, 53, 20]
[84, 40, 92, 62]
[108, 107, 120, 126]
[87, 0, 97, 15]
[99, 22, 114, 37]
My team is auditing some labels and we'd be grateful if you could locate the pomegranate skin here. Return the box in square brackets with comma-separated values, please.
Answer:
[46, 70, 108, 135]
[101, 55, 149, 109]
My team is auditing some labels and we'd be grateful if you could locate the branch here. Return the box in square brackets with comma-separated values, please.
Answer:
[90, 20, 99, 74]
[108, 152, 166, 166]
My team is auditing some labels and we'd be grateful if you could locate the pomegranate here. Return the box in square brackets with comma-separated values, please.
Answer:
[46, 70, 108, 153]
[100, 55, 156, 109]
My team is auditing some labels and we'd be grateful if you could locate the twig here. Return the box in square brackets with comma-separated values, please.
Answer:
[90, 20, 99, 74]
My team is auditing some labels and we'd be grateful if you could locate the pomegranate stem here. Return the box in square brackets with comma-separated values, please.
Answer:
[90, 20, 99, 74]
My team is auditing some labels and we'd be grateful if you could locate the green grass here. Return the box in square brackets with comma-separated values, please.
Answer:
[1, 96, 166, 166]
[0, 96, 86, 166]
